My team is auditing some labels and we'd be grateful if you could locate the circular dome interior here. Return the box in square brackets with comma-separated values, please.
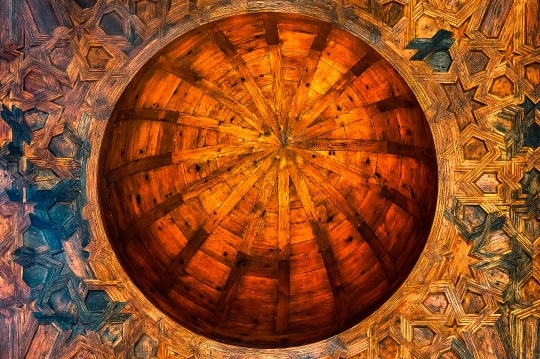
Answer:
[98, 12, 438, 348]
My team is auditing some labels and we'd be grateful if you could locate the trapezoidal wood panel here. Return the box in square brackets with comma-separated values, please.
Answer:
[98, 12, 438, 348]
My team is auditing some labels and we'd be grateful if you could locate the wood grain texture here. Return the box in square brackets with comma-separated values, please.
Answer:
[1, 0, 537, 357]
[98, 13, 437, 348]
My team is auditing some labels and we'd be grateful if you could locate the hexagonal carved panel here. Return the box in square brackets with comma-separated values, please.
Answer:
[476, 173, 499, 193]
[134, 334, 158, 359]
[466, 51, 489, 75]
[49, 47, 73, 72]
[379, 336, 399, 359]
[463, 137, 488, 160]
[485, 266, 510, 290]
[462, 290, 486, 314]
[489, 76, 514, 98]
[463, 205, 487, 232]
[439, 350, 460, 359]
[525, 62, 540, 87]
[522, 277, 540, 302]
[99, 11, 125, 36]
[49, 133, 76, 158]
[485, 229, 511, 255]
[380, 2, 404, 27]
[85, 46, 112, 70]
[135, 0, 158, 25]
[424, 292, 448, 314]
[412, 326, 435, 347]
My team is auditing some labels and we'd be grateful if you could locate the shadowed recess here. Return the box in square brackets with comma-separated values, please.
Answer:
[98, 12, 438, 348]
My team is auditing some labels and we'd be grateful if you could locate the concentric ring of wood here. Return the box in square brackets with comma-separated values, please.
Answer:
[98, 12, 438, 348]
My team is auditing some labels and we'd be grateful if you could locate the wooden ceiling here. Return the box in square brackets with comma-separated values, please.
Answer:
[98, 12, 438, 348]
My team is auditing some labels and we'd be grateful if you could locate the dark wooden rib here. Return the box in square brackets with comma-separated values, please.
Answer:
[275, 161, 291, 333]
[287, 22, 332, 128]
[172, 143, 271, 164]
[158, 156, 275, 295]
[290, 49, 382, 137]
[180, 150, 272, 202]
[277, 160, 291, 260]
[276, 259, 291, 334]
[213, 251, 249, 324]
[116, 107, 179, 123]
[262, 13, 287, 135]
[288, 160, 349, 322]
[105, 152, 173, 184]
[294, 94, 415, 142]
[156, 56, 274, 137]
[119, 150, 272, 243]
[115, 108, 267, 142]
[119, 192, 185, 243]
[310, 22, 333, 52]
[293, 139, 436, 163]
[239, 162, 279, 253]
[375, 95, 416, 113]
[263, 13, 280, 46]
[381, 185, 425, 223]
[203, 22, 280, 136]
[320, 248, 348, 321]
[294, 156, 397, 282]
[157, 226, 211, 294]
[356, 222, 397, 280]
[292, 148, 426, 223]
[106, 141, 273, 185]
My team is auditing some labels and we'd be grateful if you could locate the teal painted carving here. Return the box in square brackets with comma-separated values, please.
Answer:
[2, 104, 131, 343]
[406, 29, 455, 72]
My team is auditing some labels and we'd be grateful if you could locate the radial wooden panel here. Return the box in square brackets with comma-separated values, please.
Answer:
[98, 12, 438, 348]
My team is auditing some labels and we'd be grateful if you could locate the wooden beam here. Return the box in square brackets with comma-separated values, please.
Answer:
[294, 155, 397, 281]
[275, 158, 291, 333]
[293, 147, 373, 183]
[293, 94, 416, 142]
[156, 56, 276, 138]
[320, 248, 348, 321]
[116, 107, 179, 123]
[293, 139, 436, 164]
[172, 142, 274, 165]
[277, 158, 291, 260]
[380, 185, 426, 223]
[180, 150, 273, 202]
[157, 226, 211, 294]
[119, 150, 272, 243]
[287, 22, 332, 129]
[106, 142, 275, 184]
[262, 12, 280, 46]
[276, 259, 291, 334]
[262, 13, 287, 137]
[158, 155, 275, 294]
[292, 148, 426, 224]
[105, 152, 172, 184]
[119, 192, 185, 243]
[290, 50, 382, 137]
[116, 108, 272, 143]
[213, 251, 249, 324]
[239, 161, 279, 253]
[203, 22, 280, 136]
[287, 158, 349, 322]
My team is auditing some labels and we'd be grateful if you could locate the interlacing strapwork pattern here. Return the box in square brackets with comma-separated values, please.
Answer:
[0, 0, 538, 358]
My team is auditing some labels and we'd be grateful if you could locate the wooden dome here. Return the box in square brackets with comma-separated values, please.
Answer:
[98, 12, 438, 348]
